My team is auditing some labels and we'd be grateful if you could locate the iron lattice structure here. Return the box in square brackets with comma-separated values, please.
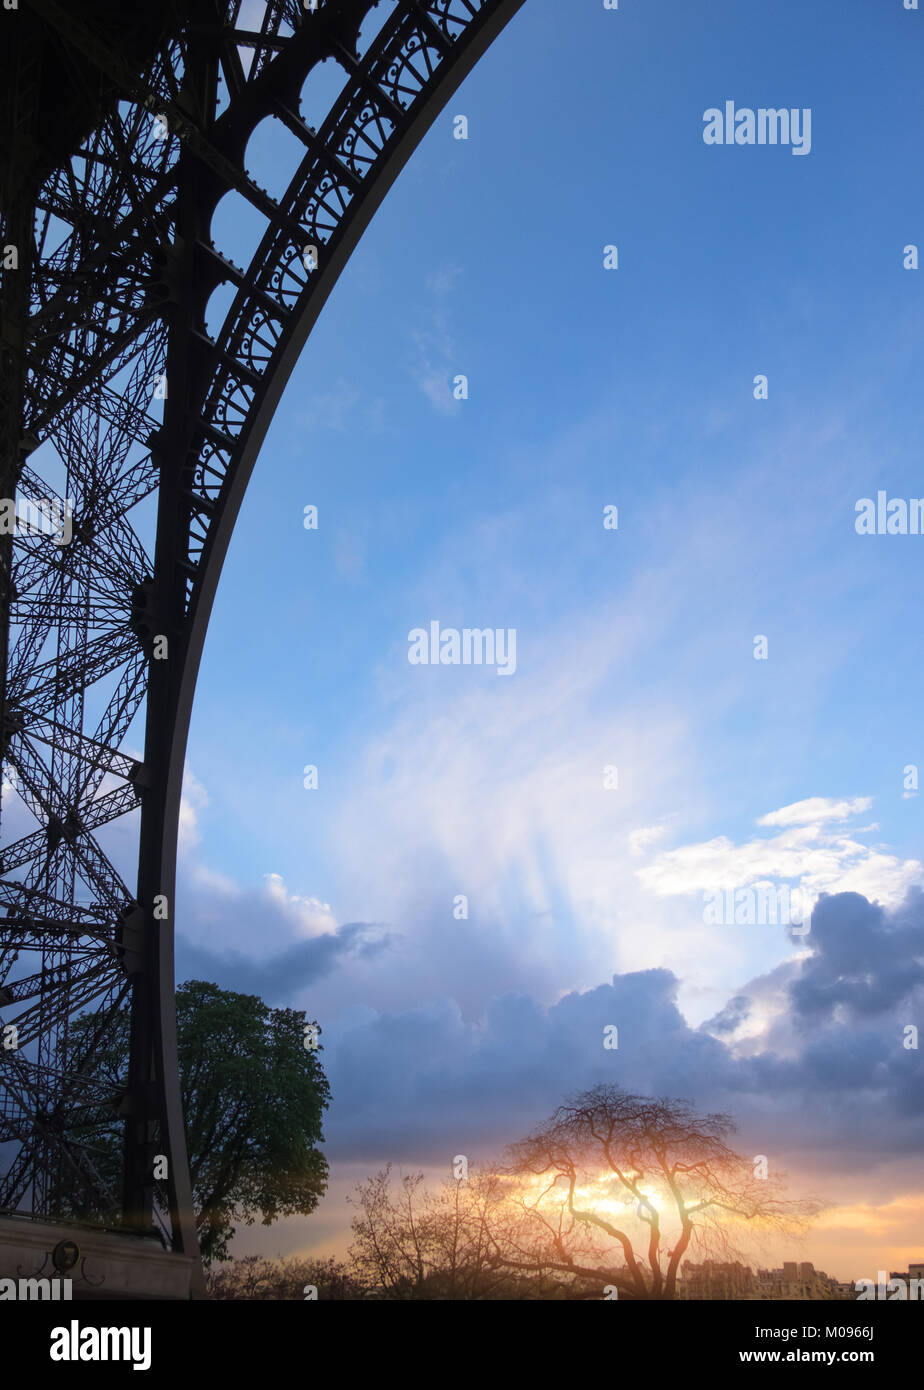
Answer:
[0, 0, 523, 1264]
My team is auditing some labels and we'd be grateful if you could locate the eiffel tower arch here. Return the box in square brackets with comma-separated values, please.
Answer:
[0, 0, 524, 1297]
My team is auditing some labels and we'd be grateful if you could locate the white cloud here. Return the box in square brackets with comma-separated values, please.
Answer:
[178, 766, 209, 853]
[636, 800, 922, 915]
[176, 769, 340, 957]
[264, 872, 337, 938]
[758, 797, 872, 828]
[628, 824, 671, 856]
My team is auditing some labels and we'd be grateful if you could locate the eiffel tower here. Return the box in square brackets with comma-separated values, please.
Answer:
[0, 0, 522, 1296]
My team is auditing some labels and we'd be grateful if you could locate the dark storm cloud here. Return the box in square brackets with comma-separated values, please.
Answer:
[176, 920, 393, 1001]
[315, 891, 924, 1171]
[701, 993, 751, 1035]
[789, 889, 924, 1022]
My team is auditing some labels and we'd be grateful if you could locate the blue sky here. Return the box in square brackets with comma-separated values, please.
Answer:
[168, 0, 924, 1276]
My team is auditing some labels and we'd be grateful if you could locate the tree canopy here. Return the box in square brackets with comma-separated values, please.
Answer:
[67, 979, 330, 1262]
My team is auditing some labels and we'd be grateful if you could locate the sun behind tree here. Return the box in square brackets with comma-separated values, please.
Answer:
[500, 1085, 822, 1299]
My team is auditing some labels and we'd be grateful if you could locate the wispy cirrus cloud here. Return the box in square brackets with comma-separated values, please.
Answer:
[410, 314, 461, 415]
[409, 262, 466, 413]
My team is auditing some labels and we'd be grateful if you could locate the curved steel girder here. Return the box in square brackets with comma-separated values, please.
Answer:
[144, 0, 527, 1262]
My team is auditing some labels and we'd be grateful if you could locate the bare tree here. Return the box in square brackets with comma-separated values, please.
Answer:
[347, 1165, 572, 1299]
[206, 1253, 365, 1300]
[496, 1085, 821, 1299]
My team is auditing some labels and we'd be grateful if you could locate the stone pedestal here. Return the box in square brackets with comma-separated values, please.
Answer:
[0, 1214, 197, 1299]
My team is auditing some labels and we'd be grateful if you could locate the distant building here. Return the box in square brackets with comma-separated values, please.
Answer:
[884, 1267, 924, 1298]
[756, 1261, 845, 1300]
[678, 1256, 855, 1300]
[680, 1261, 756, 1299]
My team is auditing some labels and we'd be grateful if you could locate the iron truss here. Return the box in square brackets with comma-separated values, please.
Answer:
[0, 0, 524, 1266]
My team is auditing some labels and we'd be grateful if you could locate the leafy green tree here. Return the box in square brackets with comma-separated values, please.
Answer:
[66, 979, 330, 1262]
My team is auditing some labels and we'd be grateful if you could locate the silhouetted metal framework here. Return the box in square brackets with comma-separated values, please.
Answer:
[0, 0, 523, 1264]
